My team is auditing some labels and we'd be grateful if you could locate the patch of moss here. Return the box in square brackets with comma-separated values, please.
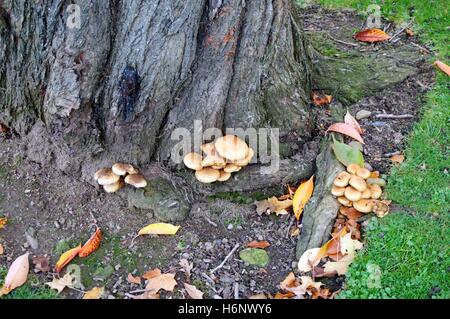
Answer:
[307, 32, 353, 58]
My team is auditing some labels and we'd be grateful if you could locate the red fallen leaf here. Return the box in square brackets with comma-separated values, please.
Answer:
[344, 111, 363, 134]
[326, 123, 365, 144]
[312, 91, 332, 106]
[353, 29, 390, 43]
[434, 60, 450, 76]
[78, 228, 102, 258]
[55, 245, 82, 273]
[247, 240, 271, 249]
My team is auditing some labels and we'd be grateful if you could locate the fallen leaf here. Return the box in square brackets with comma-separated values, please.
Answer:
[280, 272, 297, 290]
[298, 248, 321, 272]
[0, 122, 10, 133]
[332, 140, 364, 167]
[247, 240, 271, 249]
[312, 92, 333, 106]
[32, 255, 51, 273]
[274, 291, 295, 299]
[131, 291, 160, 299]
[127, 273, 142, 285]
[354, 28, 390, 43]
[434, 60, 450, 76]
[79, 228, 102, 258]
[138, 223, 180, 236]
[315, 227, 348, 263]
[299, 276, 323, 292]
[323, 253, 356, 276]
[55, 244, 81, 273]
[292, 176, 314, 220]
[0, 244, 3, 255]
[142, 268, 162, 280]
[83, 286, 104, 299]
[344, 111, 363, 134]
[248, 293, 268, 299]
[184, 283, 204, 299]
[0, 216, 7, 229]
[340, 233, 363, 255]
[405, 28, 414, 36]
[339, 207, 364, 220]
[46, 272, 76, 294]
[390, 154, 405, 163]
[327, 123, 364, 144]
[179, 259, 193, 279]
[255, 197, 292, 216]
[239, 248, 270, 267]
[311, 287, 331, 299]
[145, 273, 177, 293]
[0, 252, 29, 296]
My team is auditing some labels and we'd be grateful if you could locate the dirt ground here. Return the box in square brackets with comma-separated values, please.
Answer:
[0, 5, 433, 299]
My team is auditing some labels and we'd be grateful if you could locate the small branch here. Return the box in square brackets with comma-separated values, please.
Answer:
[383, 151, 401, 157]
[327, 33, 359, 47]
[410, 42, 431, 54]
[203, 216, 218, 227]
[375, 114, 414, 119]
[389, 20, 414, 42]
[234, 282, 240, 299]
[210, 243, 240, 274]
[285, 215, 295, 239]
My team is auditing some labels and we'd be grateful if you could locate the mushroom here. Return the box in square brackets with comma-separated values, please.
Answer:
[331, 185, 345, 197]
[334, 171, 351, 187]
[201, 149, 226, 168]
[103, 180, 125, 193]
[112, 163, 138, 176]
[347, 163, 360, 175]
[195, 167, 220, 183]
[234, 147, 254, 167]
[95, 168, 120, 186]
[217, 170, 231, 182]
[353, 199, 374, 213]
[344, 186, 362, 202]
[224, 163, 242, 173]
[372, 200, 389, 217]
[361, 188, 372, 199]
[214, 135, 248, 161]
[369, 184, 382, 199]
[201, 142, 216, 155]
[356, 167, 371, 179]
[349, 175, 367, 192]
[124, 174, 147, 188]
[183, 153, 203, 171]
[337, 196, 352, 207]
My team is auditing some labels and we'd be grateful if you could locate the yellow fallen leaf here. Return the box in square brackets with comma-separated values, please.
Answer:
[55, 244, 82, 273]
[184, 283, 203, 299]
[46, 272, 76, 294]
[138, 223, 180, 236]
[323, 253, 356, 276]
[0, 217, 7, 229]
[292, 176, 314, 220]
[145, 273, 177, 293]
[83, 286, 104, 299]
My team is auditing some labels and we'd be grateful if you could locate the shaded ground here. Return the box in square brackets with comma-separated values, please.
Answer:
[0, 5, 435, 298]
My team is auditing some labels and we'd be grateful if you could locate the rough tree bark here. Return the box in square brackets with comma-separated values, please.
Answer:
[0, 0, 314, 179]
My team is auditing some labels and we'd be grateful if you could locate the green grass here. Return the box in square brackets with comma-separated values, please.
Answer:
[0, 266, 58, 299]
[309, 0, 450, 298]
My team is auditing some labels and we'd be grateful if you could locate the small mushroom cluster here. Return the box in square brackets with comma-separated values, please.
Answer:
[94, 163, 147, 193]
[183, 135, 254, 184]
[332, 163, 388, 217]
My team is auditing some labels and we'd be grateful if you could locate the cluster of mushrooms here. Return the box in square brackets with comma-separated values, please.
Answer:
[332, 163, 388, 217]
[94, 163, 147, 193]
[183, 135, 254, 183]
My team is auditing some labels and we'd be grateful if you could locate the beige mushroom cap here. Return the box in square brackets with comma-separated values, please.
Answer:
[338, 196, 353, 207]
[345, 186, 362, 202]
[103, 180, 125, 193]
[195, 167, 220, 183]
[353, 199, 374, 213]
[356, 167, 371, 179]
[214, 135, 249, 161]
[369, 184, 382, 199]
[201, 142, 216, 155]
[349, 175, 367, 192]
[361, 188, 372, 199]
[331, 185, 345, 197]
[347, 163, 360, 175]
[234, 148, 255, 167]
[112, 163, 138, 176]
[95, 168, 120, 186]
[125, 174, 147, 188]
[224, 163, 242, 173]
[201, 149, 226, 168]
[217, 170, 232, 182]
[334, 171, 351, 187]
[183, 152, 203, 170]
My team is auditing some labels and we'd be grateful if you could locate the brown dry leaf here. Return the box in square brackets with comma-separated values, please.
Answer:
[0, 216, 7, 230]
[46, 272, 76, 294]
[184, 283, 204, 299]
[353, 28, 390, 43]
[339, 207, 364, 220]
[292, 176, 314, 220]
[434, 60, 450, 76]
[83, 287, 104, 299]
[280, 272, 297, 290]
[255, 197, 292, 216]
[274, 291, 295, 299]
[247, 240, 271, 249]
[179, 259, 193, 279]
[55, 244, 82, 273]
[314, 227, 348, 264]
[0, 252, 29, 296]
[32, 255, 51, 273]
[248, 293, 268, 299]
[327, 123, 365, 144]
[131, 291, 160, 299]
[0, 244, 3, 255]
[0, 122, 10, 133]
[142, 268, 162, 280]
[390, 154, 405, 163]
[405, 28, 414, 36]
[145, 273, 177, 293]
[127, 273, 142, 285]
[312, 91, 333, 106]
[311, 287, 331, 299]
[344, 111, 363, 134]
[299, 276, 323, 292]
